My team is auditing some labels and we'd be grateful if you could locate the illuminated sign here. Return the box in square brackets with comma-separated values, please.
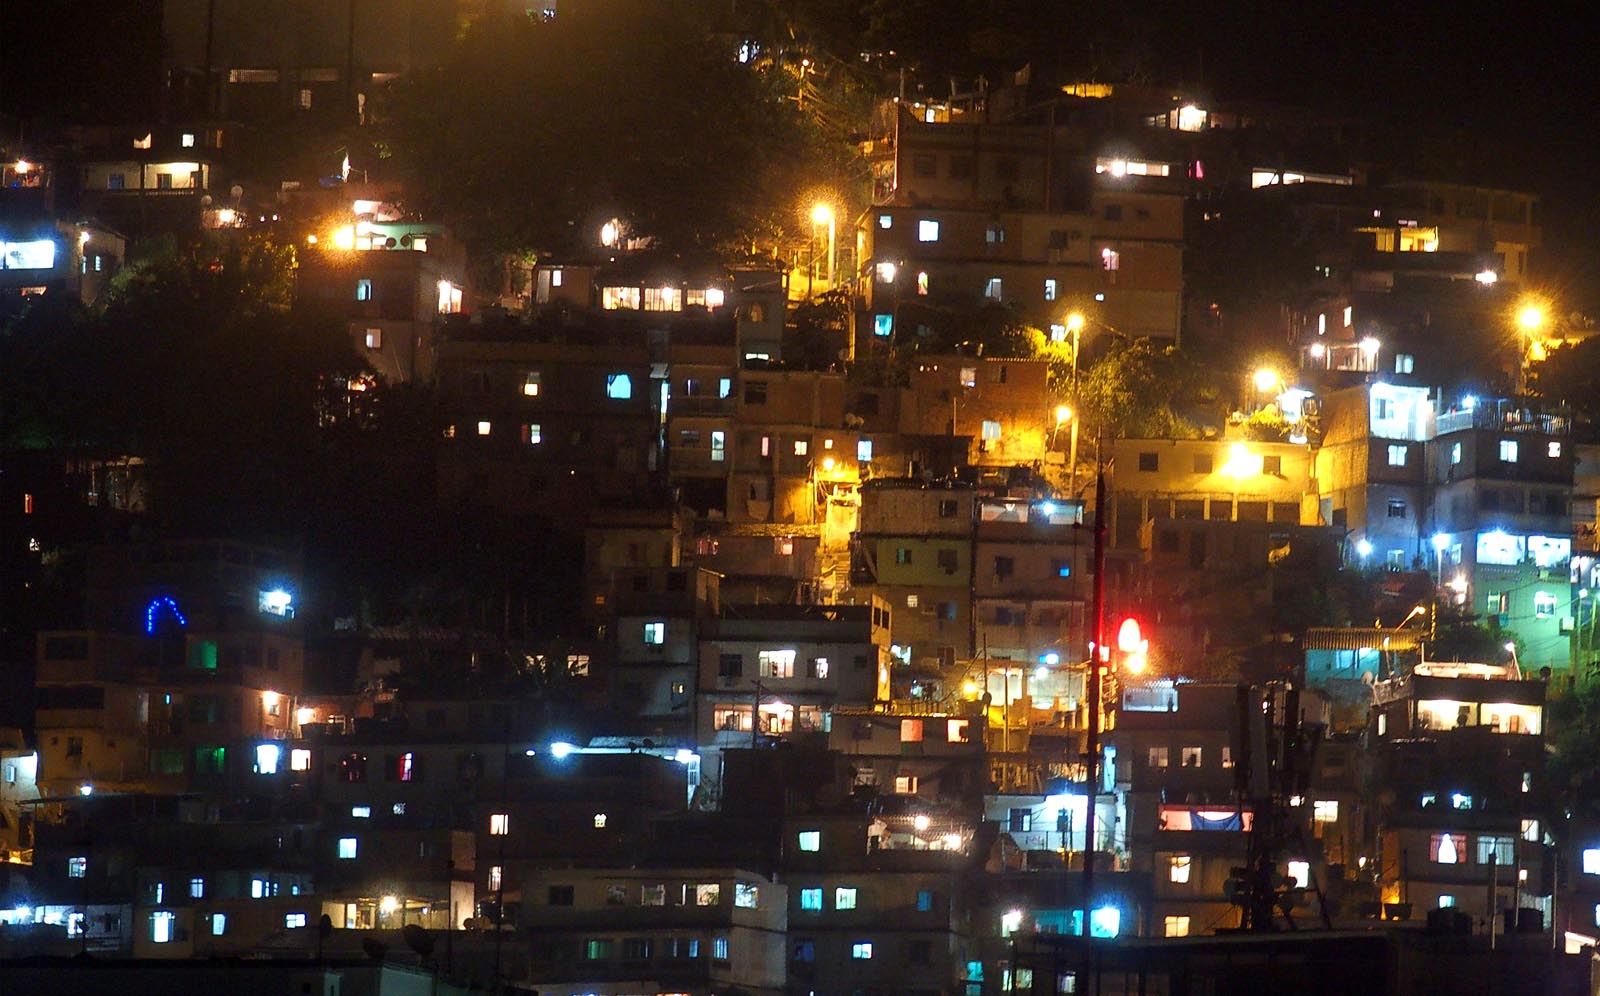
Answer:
[1, 239, 56, 270]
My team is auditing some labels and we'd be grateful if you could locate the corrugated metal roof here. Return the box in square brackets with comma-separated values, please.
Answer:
[1304, 627, 1422, 651]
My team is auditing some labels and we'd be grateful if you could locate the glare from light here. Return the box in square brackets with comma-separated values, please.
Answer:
[78, 784, 93, 796]
[379, 895, 400, 916]
[962, 681, 979, 697]
[295, 707, 315, 725]
[1253, 368, 1279, 392]
[331, 226, 356, 250]
[1035, 666, 1049, 680]
[1042, 653, 1060, 666]
[78, 230, 91, 246]
[1359, 336, 1380, 355]
[1475, 269, 1498, 285]
[600, 219, 620, 247]
[1309, 342, 1326, 359]
[1432, 532, 1450, 552]
[1356, 539, 1373, 558]
[1462, 394, 1477, 410]
[821, 456, 836, 472]
[913, 814, 931, 831]
[1053, 405, 1072, 425]
[675, 749, 696, 764]
[1505, 642, 1517, 653]
[875, 261, 897, 283]
[942, 833, 964, 849]
[14, 160, 32, 174]
[810, 203, 834, 226]
[1038, 501, 1057, 517]
[1517, 303, 1545, 331]
[306, 234, 319, 246]
[550, 741, 577, 759]
[216, 208, 237, 225]
[1065, 312, 1086, 333]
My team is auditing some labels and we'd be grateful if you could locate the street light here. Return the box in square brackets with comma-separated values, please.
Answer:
[1516, 303, 1545, 332]
[1064, 312, 1089, 495]
[1431, 532, 1449, 585]
[811, 202, 836, 292]
[1051, 404, 1073, 449]
[1253, 368, 1280, 393]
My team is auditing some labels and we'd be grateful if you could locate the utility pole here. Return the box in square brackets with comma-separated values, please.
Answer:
[1080, 467, 1107, 958]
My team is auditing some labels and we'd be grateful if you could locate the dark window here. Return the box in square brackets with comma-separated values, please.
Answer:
[913, 154, 936, 177]
[895, 548, 913, 565]
[938, 499, 959, 517]
[1331, 508, 1348, 528]
[1479, 490, 1500, 511]
[1009, 808, 1032, 832]
[1138, 452, 1159, 472]
[1157, 529, 1179, 553]
[1103, 204, 1123, 221]
[794, 940, 817, 962]
[1263, 455, 1283, 475]
[949, 155, 974, 179]
[994, 606, 1015, 625]
[1192, 454, 1213, 474]
[937, 548, 959, 570]
[1387, 499, 1407, 518]
[743, 381, 767, 404]
[993, 556, 1014, 578]
[719, 653, 743, 678]
[995, 157, 1020, 181]
[909, 940, 932, 964]
[666, 571, 688, 592]
[1050, 558, 1071, 578]
[548, 886, 575, 906]
[940, 602, 958, 621]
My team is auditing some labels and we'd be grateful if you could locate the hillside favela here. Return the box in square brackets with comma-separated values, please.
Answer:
[3, 2, 1600, 995]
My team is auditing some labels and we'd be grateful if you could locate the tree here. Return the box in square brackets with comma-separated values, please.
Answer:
[784, 289, 852, 370]
[1078, 338, 1200, 440]
[387, 1, 863, 258]
[1529, 336, 1600, 426]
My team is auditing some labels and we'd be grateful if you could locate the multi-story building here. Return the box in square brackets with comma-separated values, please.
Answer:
[900, 357, 1054, 470]
[607, 566, 719, 742]
[33, 540, 305, 798]
[1427, 398, 1575, 674]
[519, 866, 787, 996]
[1369, 660, 1548, 923]
[850, 480, 976, 674]
[695, 600, 891, 751]
[297, 218, 467, 384]
[1316, 382, 1434, 568]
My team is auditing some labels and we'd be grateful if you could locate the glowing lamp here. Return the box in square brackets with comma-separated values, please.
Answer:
[1117, 618, 1144, 652]
[1517, 304, 1545, 331]
[550, 741, 577, 759]
[1475, 269, 1498, 285]
[1431, 533, 1450, 552]
[78, 784, 93, 796]
[1065, 312, 1086, 333]
[600, 219, 620, 247]
[379, 895, 400, 916]
[1253, 368, 1279, 392]
[1309, 342, 1326, 359]
[1359, 336, 1380, 355]
[331, 226, 355, 251]
[913, 814, 931, 831]
[810, 203, 834, 226]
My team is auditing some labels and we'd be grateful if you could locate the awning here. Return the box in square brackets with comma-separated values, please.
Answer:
[1303, 627, 1422, 651]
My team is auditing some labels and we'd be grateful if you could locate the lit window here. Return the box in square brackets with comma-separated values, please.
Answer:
[355, 278, 373, 301]
[1147, 747, 1169, 768]
[794, 439, 809, 456]
[1313, 800, 1338, 823]
[151, 911, 175, 943]
[523, 372, 541, 396]
[190, 877, 205, 898]
[1168, 855, 1191, 883]
[1395, 354, 1415, 374]
[255, 743, 281, 774]
[858, 439, 873, 461]
[352, 806, 371, 818]
[900, 719, 923, 742]
[917, 271, 929, 295]
[593, 813, 607, 828]
[551, 269, 563, 287]
[1164, 915, 1190, 937]
[1500, 439, 1518, 462]
[894, 775, 919, 793]
[984, 277, 1002, 300]
[398, 752, 415, 781]
[365, 328, 382, 350]
[476, 420, 492, 436]
[490, 813, 510, 835]
[182, 132, 196, 148]
[798, 830, 821, 852]
[982, 420, 1001, 440]
[251, 878, 268, 898]
[1535, 591, 1558, 618]
[1343, 306, 1353, 327]
[711, 431, 726, 461]
[523, 423, 542, 445]
[607, 374, 633, 399]
[759, 649, 796, 678]
[947, 719, 970, 742]
[1387, 444, 1407, 466]
[917, 219, 940, 242]
[1440, 895, 1456, 909]
[878, 214, 892, 229]
[800, 887, 823, 910]
[1287, 861, 1310, 888]
[719, 377, 732, 398]
[644, 621, 666, 645]
[1550, 441, 1563, 458]
[212, 913, 227, 935]
[713, 937, 730, 959]
[338, 837, 358, 859]
[852, 942, 874, 959]
[1431, 833, 1464, 864]
[1318, 313, 1327, 334]
[695, 883, 721, 906]
[285, 913, 308, 928]
[735, 883, 759, 908]
[906, 594, 920, 608]
[69, 856, 87, 878]
[290, 748, 312, 771]
[874, 313, 893, 337]
[484, 866, 503, 892]
[393, 802, 407, 815]
[1101, 247, 1119, 270]
[835, 887, 858, 910]
[1044, 278, 1057, 301]
[960, 366, 977, 387]
[1450, 442, 1462, 465]
[1583, 848, 1600, 874]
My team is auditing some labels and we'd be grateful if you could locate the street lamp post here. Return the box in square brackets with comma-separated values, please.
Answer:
[811, 203, 836, 292]
[1065, 312, 1086, 495]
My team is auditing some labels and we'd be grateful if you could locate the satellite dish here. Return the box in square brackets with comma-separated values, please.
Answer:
[200, 194, 213, 206]
[360, 937, 389, 961]
[402, 923, 434, 958]
[230, 184, 244, 199]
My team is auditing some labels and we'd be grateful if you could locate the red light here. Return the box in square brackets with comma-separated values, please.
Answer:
[1117, 618, 1144, 653]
